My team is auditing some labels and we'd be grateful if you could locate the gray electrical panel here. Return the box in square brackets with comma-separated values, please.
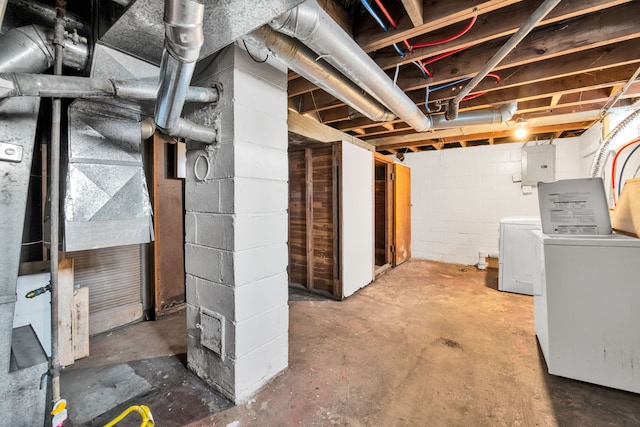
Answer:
[521, 144, 556, 186]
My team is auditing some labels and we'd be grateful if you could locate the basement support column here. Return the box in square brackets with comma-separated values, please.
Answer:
[184, 44, 289, 403]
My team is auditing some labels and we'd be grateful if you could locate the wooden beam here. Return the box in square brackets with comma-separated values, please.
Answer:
[58, 257, 74, 367]
[318, 0, 352, 36]
[355, 0, 520, 53]
[373, 121, 596, 150]
[287, 109, 374, 152]
[550, 94, 562, 106]
[610, 83, 625, 97]
[327, 63, 640, 134]
[72, 287, 90, 360]
[397, 4, 640, 93]
[372, 0, 632, 70]
[289, 0, 632, 95]
[400, 0, 423, 27]
[293, 41, 640, 117]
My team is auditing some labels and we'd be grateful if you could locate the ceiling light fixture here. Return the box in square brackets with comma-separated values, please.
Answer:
[515, 118, 528, 139]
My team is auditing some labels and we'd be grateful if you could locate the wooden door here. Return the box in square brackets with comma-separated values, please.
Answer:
[374, 153, 393, 268]
[393, 163, 411, 266]
[151, 132, 185, 316]
[288, 145, 341, 299]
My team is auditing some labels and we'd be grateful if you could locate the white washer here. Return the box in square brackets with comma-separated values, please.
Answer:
[533, 230, 640, 393]
[498, 217, 540, 295]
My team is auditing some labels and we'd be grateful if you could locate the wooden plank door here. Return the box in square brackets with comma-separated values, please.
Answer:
[151, 132, 185, 316]
[393, 163, 411, 266]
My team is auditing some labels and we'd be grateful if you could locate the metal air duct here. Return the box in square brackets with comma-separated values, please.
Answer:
[0, 25, 89, 73]
[432, 102, 517, 129]
[269, 0, 431, 132]
[155, 0, 205, 134]
[270, 0, 515, 133]
[0, 73, 219, 103]
[244, 25, 395, 123]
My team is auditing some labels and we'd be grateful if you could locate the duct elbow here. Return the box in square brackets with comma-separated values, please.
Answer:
[270, 1, 321, 42]
[445, 100, 459, 121]
[155, 0, 205, 132]
[0, 25, 54, 73]
[160, 118, 218, 144]
[499, 102, 518, 122]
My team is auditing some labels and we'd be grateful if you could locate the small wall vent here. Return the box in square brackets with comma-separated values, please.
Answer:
[199, 308, 225, 360]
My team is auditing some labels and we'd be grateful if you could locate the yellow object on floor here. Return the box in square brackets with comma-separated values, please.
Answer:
[103, 405, 154, 427]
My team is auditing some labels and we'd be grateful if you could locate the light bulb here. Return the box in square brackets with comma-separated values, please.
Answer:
[515, 125, 528, 139]
[514, 118, 528, 139]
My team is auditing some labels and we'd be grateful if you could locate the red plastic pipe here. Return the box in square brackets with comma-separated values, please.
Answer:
[410, 16, 478, 50]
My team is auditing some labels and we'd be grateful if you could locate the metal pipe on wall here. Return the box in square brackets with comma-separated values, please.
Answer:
[49, 0, 65, 408]
[446, 0, 562, 120]
[154, 0, 205, 133]
[0, 73, 220, 103]
[244, 25, 396, 123]
[4, 0, 85, 32]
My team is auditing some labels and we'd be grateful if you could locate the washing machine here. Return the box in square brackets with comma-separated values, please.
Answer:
[532, 230, 640, 393]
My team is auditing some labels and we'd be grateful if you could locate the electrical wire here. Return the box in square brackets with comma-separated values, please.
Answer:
[242, 39, 268, 63]
[410, 16, 478, 50]
[611, 137, 640, 204]
[618, 143, 640, 195]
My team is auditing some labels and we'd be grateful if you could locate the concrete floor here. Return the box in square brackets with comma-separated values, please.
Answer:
[63, 260, 640, 426]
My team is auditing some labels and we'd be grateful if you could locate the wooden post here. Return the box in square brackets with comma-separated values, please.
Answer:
[305, 148, 314, 290]
[72, 287, 90, 360]
[57, 257, 74, 366]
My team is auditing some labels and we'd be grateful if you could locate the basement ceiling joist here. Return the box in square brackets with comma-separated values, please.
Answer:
[287, 0, 640, 151]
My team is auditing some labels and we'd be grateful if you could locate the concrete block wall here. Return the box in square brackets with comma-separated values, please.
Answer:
[404, 137, 583, 265]
[184, 44, 288, 403]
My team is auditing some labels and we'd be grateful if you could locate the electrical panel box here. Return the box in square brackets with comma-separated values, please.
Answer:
[521, 144, 556, 186]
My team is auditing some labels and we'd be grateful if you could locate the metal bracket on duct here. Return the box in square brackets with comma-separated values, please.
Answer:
[64, 100, 154, 252]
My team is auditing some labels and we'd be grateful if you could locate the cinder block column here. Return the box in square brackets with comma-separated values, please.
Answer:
[184, 44, 289, 403]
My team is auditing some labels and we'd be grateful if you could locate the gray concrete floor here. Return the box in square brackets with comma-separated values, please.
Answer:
[63, 260, 640, 426]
